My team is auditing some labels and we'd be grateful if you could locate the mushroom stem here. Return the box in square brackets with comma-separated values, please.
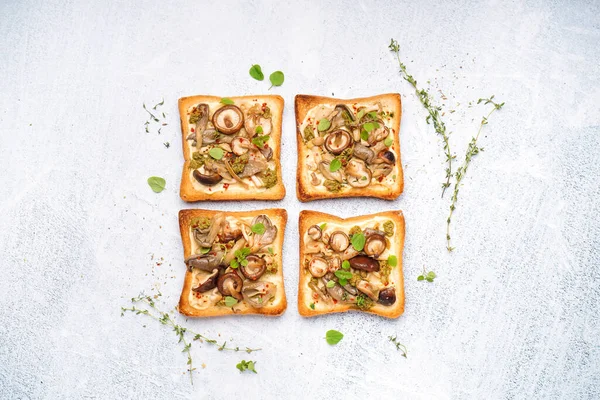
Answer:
[223, 159, 249, 188]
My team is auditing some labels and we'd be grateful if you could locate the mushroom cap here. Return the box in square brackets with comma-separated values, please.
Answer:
[348, 255, 380, 272]
[192, 269, 220, 293]
[345, 159, 372, 188]
[308, 256, 329, 278]
[356, 280, 380, 301]
[324, 130, 353, 155]
[329, 231, 350, 252]
[363, 233, 387, 258]
[240, 255, 266, 281]
[307, 225, 322, 241]
[185, 253, 223, 272]
[193, 170, 223, 186]
[378, 287, 396, 306]
[212, 105, 244, 134]
[242, 281, 276, 308]
[378, 150, 396, 165]
[217, 272, 243, 300]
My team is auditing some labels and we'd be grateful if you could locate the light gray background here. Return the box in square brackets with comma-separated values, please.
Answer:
[1, 0, 599, 399]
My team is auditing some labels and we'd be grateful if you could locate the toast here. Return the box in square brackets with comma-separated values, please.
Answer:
[179, 95, 286, 201]
[178, 208, 287, 317]
[295, 94, 403, 201]
[298, 210, 405, 318]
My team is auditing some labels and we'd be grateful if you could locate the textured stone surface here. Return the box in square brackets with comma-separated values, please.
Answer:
[1, 0, 599, 398]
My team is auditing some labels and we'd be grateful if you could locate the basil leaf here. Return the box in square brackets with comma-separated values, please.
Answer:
[220, 98, 234, 105]
[147, 176, 166, 193]
[208, 147, 224, 160]
[325, 330, 344, 345]
[335, 270, 352, 280]
[224, 296, 238, 307]
[351, 233, 366, 251]
[326, 280, 335, 288]
[317, 118, 331, 131]
[341, 260, 350, 270]
[269, 71, 285, 88]
[249, 64, 264, 81]
[384, 137, 393, 147]
[255, 125, 263, 134]
[329, 158, 341, 172]
[388, 255, 398, 267]
[251, 223, 266, 235]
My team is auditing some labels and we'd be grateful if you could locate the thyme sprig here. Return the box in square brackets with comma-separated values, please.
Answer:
[143, 99, 168, 134]
[389, 39, 455, 197]
[446, 96, 504, 251]
[121, 292, 261, 384]
[388, 335, 407, 358]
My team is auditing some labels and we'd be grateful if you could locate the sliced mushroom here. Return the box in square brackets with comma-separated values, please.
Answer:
[305, 241, 333, 257]
[193, 214, 225, 248]
[237, 151, 268, 178]
[364, 233, 387, 258]
[345, 159, 372, 187]
[193, 170, 223, 186]
[349, 255, 380, 272]
[353, 143, 375, 164]
[217, 272, 243, 300]
[231, 137, 252, 156]
[249, 215, 277, 252]
[244, 105, 272, 136]
[329, 231, 350, 252]
[357, 280, 380, 301]
[242, 281, 276, 308]
[192, 269, 220, 293]
[218, 221, 243, 243]
[308, 256, 329, 278]
[367, 121, 389, 146]
[212, 105, 244, 134]
[259, 145, 273, 161]
[240, 255, 267, 281]
[194, 104, 209, 149]
[343, 284, 358, 295]
[329, 104, 355, 129]
[185, 253, 224, 272]
[322, 278, 355, 303]
[324, 130, 353, 155]
[307, 225, 322, 241]
[202, 128, 219, 145]
[328, 256, 341, 272]
[318, 161, 344, 182]
[372, 164, 393, 179]
[377, 150, 396, 165]
[340, 245, 359, 260]
[224, 238, 247, 264]
[378, 287, 396, 306]
[308, 280, 330, 302]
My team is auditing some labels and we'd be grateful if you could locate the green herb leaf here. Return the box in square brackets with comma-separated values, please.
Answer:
[363, 122, 378, 133]
[335, 270, 353, 280]
[224, 296, 238, 307]
[329, 158, 342, 172]
[341, 260, 350, 270]
[319, 223, 327, 230]
[310, 303, 315, 310]
[351, 233, 366, 251]
[230, 259, 240, 269]
[209, 147, 224, 160]
[147, 176, 166, 193]
[268, 247, 274, 255]
[318, 118, 331, 131]
[325, 330, 344, 345]
[326, 280, 335, 288]
[255, 125, 263, 134]
[357, 109, 366, 120]
[339, 278, 348, 286]
[368, 111, 378, 119]
[249, 64, 264, 81]
[200, 247, 211, 254]
[417, 275, 424, 281]
[220, 98, 234, 105]
[360, 130, 369, 141]
[251, 223, 266, 235]
[252, 134, 270, 147]
[236, 359, 258, 373]
[384, 137, 393, 147]
[387, 255, 398, 267]
[269, 71, 285, 88]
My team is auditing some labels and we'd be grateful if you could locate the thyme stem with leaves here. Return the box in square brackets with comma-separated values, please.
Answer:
[389, 38, 455, 197]
[446, 96, 505, 251]
[121, 292, 261, 384]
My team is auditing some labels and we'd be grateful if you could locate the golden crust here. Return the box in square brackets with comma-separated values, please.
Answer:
[178, 208, 288, 317]
[178, 94, 286, 202]
[297, 210, 405, 318]
[295, 93, 404, 202]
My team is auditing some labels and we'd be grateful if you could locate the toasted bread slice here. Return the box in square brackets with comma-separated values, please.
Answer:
[179, 95, 285, 201]
[178, 208, 287, 317]
[298, 210, 405, 318]
[295, 94, 403, 201]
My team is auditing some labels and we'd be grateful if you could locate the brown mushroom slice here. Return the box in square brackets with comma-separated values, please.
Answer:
[329, 104, 355, 129]
[372, 164, 393, 179]
[224, 238, 247, 264]
[193, 214, 225, 248]
[328, 256, 341, 272]
[242, 281, 276, 308]
[308, 280, 330, 303]
[322, 278, 355, 303]
[249, 214, 277, 252]
[308, 256, 329, 278]
[193, 104, 209, 149]
[377, 150, 396, 165]
[212, 105, 244, 134]
[258, 145, 273, 161]
[318, 161, 344, 182]
[345, 159, 372, 188]
[185, 252, 224, 272]
[343, 284, 358, 296]
[340, 246, 359, 260]
[378, 287, 396, 306]
[353, 144, 375, 164]
[193, 170, 223, 186]
[217, 272, 243, 300]
[240, 255, 267, 281]
[348, 255, 380, 272]
[329, 231, 350, 252]
[364, 233, 387, 258]
[307, 225, 322, 241]
[218, 221, 243, 243]
[356, 280, 380, 301]
[192, 268, 220, 293]
[231, 137, 252, 156]
[324, 130, 353, 155]
[367, 121, 389, 146]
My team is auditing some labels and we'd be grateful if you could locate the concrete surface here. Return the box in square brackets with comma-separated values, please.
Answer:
[1, 0, 599, 399]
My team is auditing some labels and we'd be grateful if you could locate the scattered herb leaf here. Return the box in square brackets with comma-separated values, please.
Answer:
[318, 118, 331, 132]
[341, 260, 350, 270]
[325, 330, 344, 345]
[326, 280, 335, 288]
[417, 267, 436, 282]
[236, 360, 257, 373]
[220, 98, 234, 105]
[387, 255, 398, 267]
[310, 303, 315, 310]
[389, 335, 408, 358]
[147, 176, 166, 193]
[251, 223, 266, 235]
[255, 125, 264, 134]
[224, 296, 238, 307]
[329, 158, 342, 172]
[249, 64, 264, 81]
[269, 71, 285, 88]
[319, 223, 327, 230]
[208, 147, 224, 160]
[351, 233, 366, 251]
[384, 137, 393, 147]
